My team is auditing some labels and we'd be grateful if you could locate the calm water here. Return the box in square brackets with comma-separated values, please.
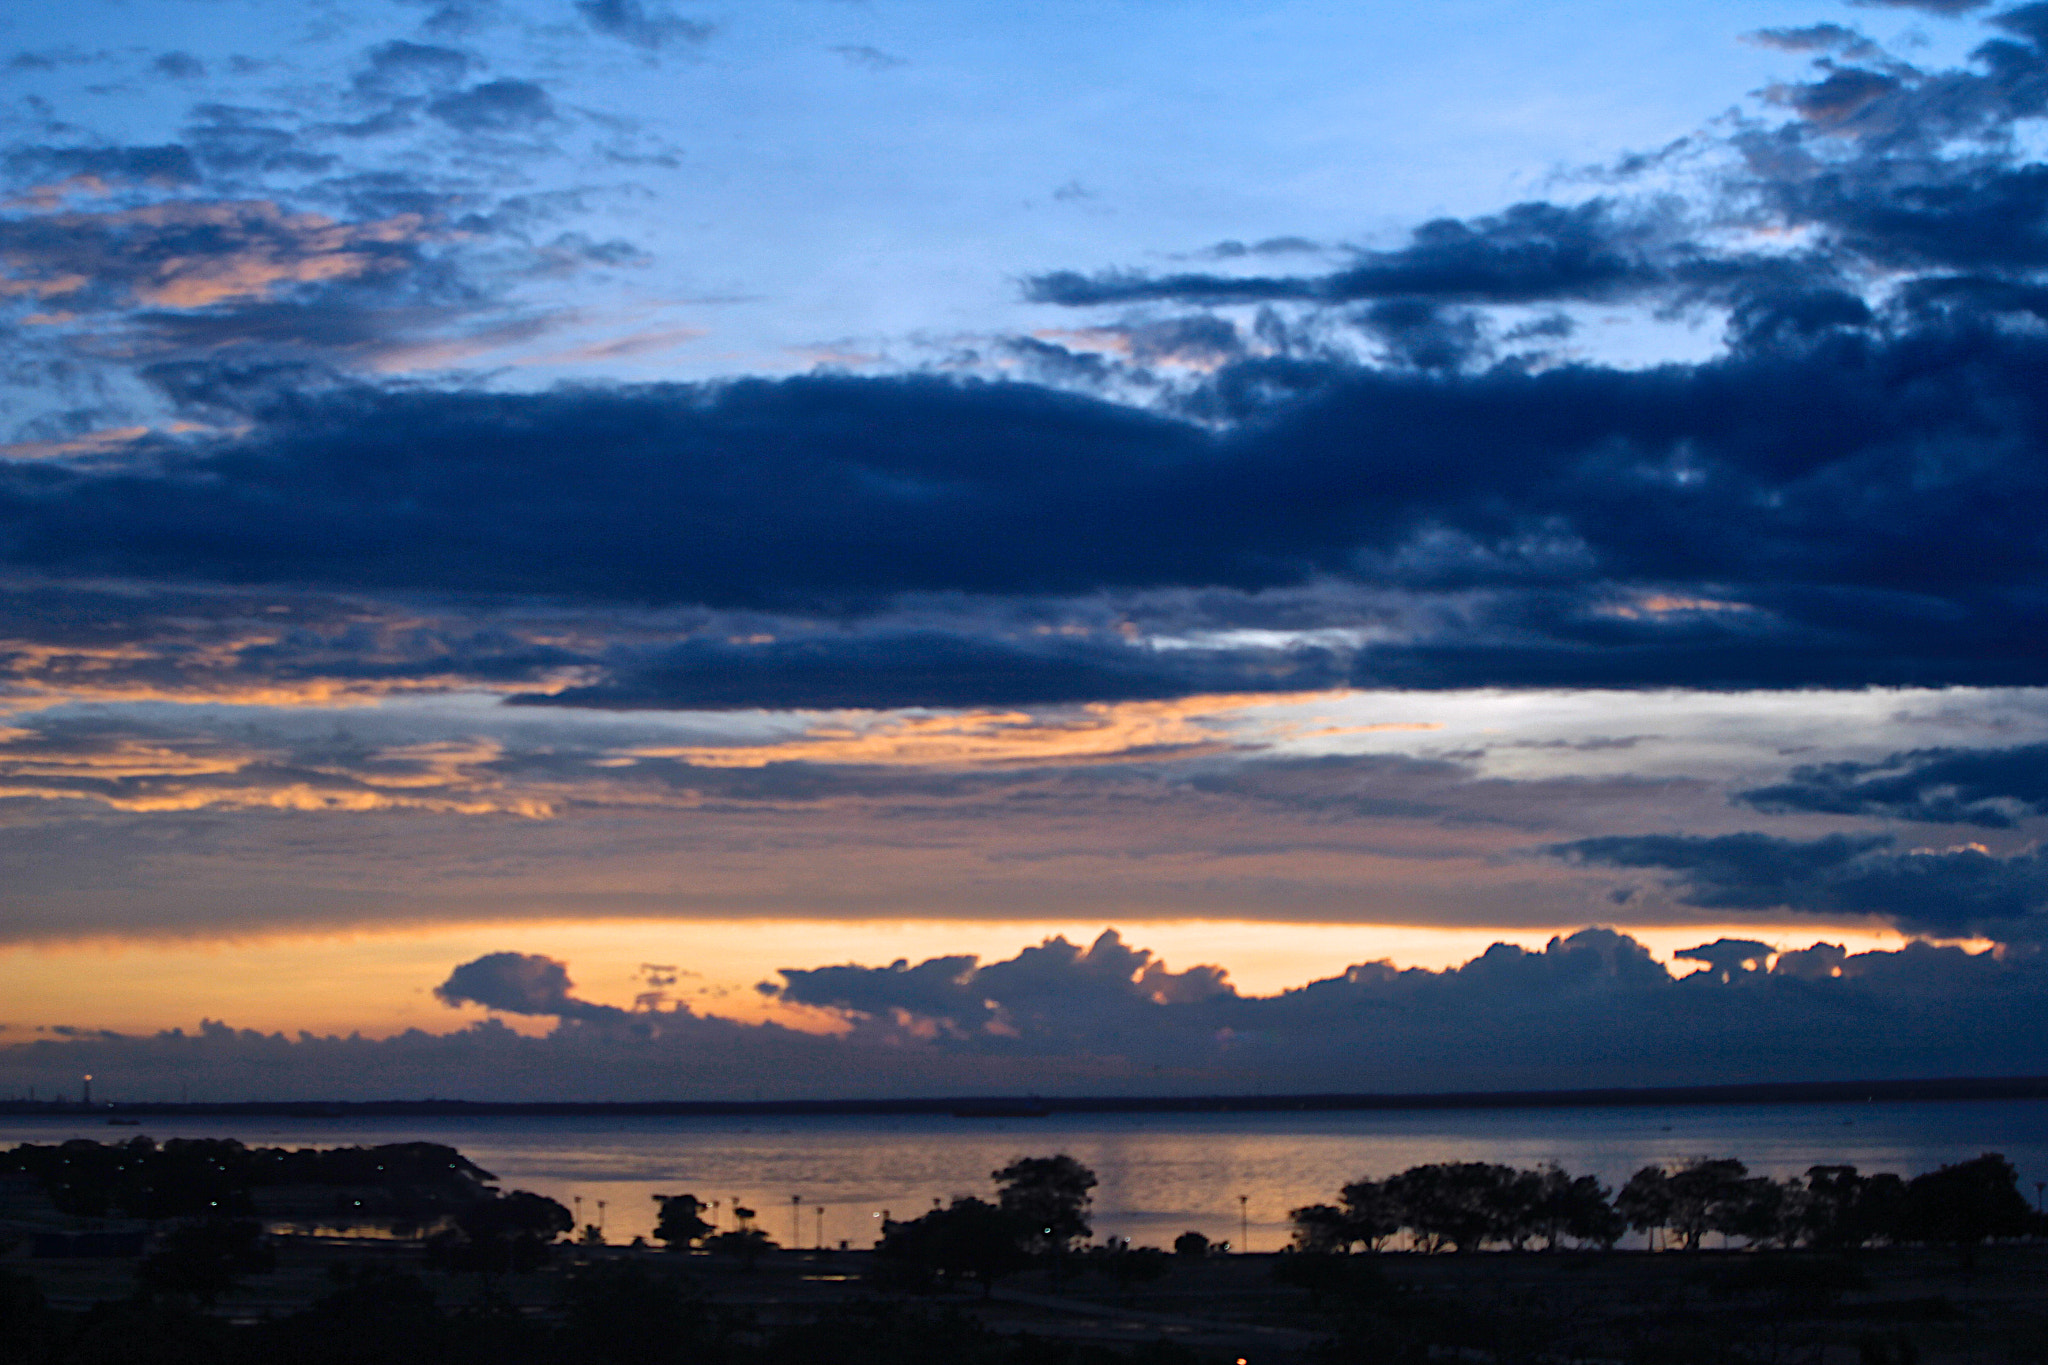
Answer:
[6, 1101, 2046, 1249]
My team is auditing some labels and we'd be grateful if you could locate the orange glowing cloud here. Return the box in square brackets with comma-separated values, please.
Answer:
[0, 200, 430, 311]
[621, 692, 1353, 769]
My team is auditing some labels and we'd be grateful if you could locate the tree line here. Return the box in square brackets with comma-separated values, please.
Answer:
[0, 1138, 497, 1223]
[1288, 1152, 2038, 1255]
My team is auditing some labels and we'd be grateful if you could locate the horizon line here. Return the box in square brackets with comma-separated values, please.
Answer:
[6, 1075, 2047, 1121]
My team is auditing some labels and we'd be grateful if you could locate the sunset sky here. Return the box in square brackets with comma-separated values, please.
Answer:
[3, 0, 2048, 1100]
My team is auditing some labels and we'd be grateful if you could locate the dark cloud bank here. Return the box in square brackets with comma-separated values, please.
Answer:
[9, 9, 2048, 707]
[5, 929, 2041, 1100]
[3, 317, 2046, 705]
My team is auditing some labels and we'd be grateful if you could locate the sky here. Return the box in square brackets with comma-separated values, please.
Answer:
[3, 0, 2048, 1100]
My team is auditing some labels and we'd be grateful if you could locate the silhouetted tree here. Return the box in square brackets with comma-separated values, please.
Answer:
[1616, 1165, 1674, 1249]
[1897, 1153, 2031, 1264]
[653, 1192, 714, 1249]
[1384, 1162, 1526, 1252]
[428, 1189, 571, 1275]
[1618, 1158, 1764, 1250]
[1172, 1230, 1209, 1259]
[1666, 1158, 1753, 1250]
[1338, 1177, 1403, 1251]
[1532, 1165, 1624, 1250]
[875, 1198, 1030, 1296]
[991, 1154, 1095, 1255]
[1723, 1174, 1793, 1247]
[1289, 1203, 1357, 1253]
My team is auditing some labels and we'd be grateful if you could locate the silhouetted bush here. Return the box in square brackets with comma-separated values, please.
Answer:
[876, 1198, 1032, 1295]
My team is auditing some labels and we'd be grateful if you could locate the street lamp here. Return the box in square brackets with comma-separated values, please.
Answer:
[1238, 1194, 1249, 1253]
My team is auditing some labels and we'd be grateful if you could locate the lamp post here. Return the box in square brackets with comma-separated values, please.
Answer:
[815, 1204, 825, 1250]
[791, 1195, 802, 1247]
[1238, 1194, 1249, 1253]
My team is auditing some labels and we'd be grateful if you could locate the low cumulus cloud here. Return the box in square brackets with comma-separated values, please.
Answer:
[6, 929, 2043, 1099]
[434, 951, 625, 1021]
[769, 930, 1234, 1044]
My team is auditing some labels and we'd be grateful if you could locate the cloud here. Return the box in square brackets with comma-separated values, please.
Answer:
[515, 630, 1344, 710]
[0, 321, 2044, 700]
[603, 693, 1316, 768]
[1026, 200, 1680, 309]
[1, 4, 2047, 715]
[6, 930, 2045, 1098]
[435, 951, 626, 1020]
[0, 714, 558, 817]
[1744, 25, 1884, 60]
[427, 79, 554, 133]
[351, 40, 474, 97]
[1741, 743, 2048, 828]
[575, 0, 711, 51]
[831, 46, 906, 71]
[771, 929, 1234, 1044]
[4, 144, 201, 188]
[1553, 832, 2048, 943]
[1673, 938, 1774, 980]
[0, 200, 427, 311]
[181, 105, 336, 177]
[152, 52, 205, 81]
[1845, 0, 1989, 13]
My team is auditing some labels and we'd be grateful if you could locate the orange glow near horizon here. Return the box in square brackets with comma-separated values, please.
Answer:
[0, 917, 1939, 1043]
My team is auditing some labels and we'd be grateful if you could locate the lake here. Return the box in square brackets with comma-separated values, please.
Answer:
[6, 1100, 2046, 1248]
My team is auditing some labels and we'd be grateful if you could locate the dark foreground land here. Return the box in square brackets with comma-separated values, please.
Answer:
[9, 1235, 2048, 1364]
[8, 1135, 2048, 1363]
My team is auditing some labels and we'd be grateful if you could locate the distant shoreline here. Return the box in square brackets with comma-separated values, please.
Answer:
[4, 1074, 2047, 1120]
